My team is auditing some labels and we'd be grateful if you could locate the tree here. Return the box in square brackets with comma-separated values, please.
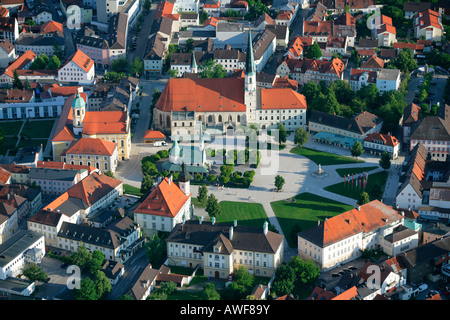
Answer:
[105, 170, 115, 178]
[379, 151, 391, 170]
[199, 9, 209, 25]
[274, 175, 285, 191]
[288, 256, 320, 285]
[130, 57, 144, 76]
[143, 0, 151, 11]
[277, 123, 287, 143]
[350, 141, 363, 160]
[207, 174, 217, 183]
[395, 48, 417, 73]
[13, 69, 23, 89]
[23, 78, 32, 90]
[294, 127, 309, 148]
[272, 264, 296, 297]
[74, 277, 98, 300]
[168, 68, 178, 78]
[159, 281, 177, 295]
[68, 245, 91, 271]
[202, 283, 220, 300]
[234, 266, 254, 288]
[22, 263, 47, 282]
[358, 191, 370, 205]
[140, 174, 154, 194]
[89, 250, 105, 275]
[301, 81, 320, 102]
[146, 233, 167, 267]
[119, 294, 134, 300]
[111, 57, 128, 73]
[205, 193, 222, 217]
[103, 71, 126, 82]
[93, 270, 112, 298]
[305, 42, 322, 59]
[199, 59, 227, 78]
[46, 55, 61, 70]
[197, 184, 208, 205]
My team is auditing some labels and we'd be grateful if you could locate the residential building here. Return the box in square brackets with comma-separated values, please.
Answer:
[169, 51, 212, 76]
[56, 216, 142, 263]
[363, 132, 400, 159]
[0, 165, 30, 185]
[297, 200, 406, 270]
[0, 17, 19, 44]
[376, 68, 401, 93]
[409, 106, 450, 161]
[27, 209, 74, 247]
[28, 167, 87, 195]
[166, 219, 284, 278]
[15, 33, 65, 57]
[133, 174, 192, 236]
[58, 49, 95, 85]
[325, 36, 347, 55]
[0, 184, 40, 218]
[370, 15, 396, 47]
[360, 54, 384, 71]
[403, 1, 432, 19]
[0, 230, 44, 280]
[333, 12, 356, 47]
[0, 49, 37, 85]
[401, 103, 421, 143]
[393, 42, 425, 56]
[303, 20, 333, 43]
[0, 38, 15, 68]
[0, 145, 43, 167]
[413, 9, 443, 42]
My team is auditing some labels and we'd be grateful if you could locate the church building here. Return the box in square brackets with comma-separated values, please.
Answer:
[51, 93, 132, 166]
[153, 31, 308, 139]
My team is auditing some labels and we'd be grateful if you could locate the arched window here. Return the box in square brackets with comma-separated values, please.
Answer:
[237, 115, 241, 122]
[229, 115, 232, 122]
[166, 116, 171, 127]
[159, 114, 163, 124]
[218, 115, 222, 122]
[208, 115, 213, 123]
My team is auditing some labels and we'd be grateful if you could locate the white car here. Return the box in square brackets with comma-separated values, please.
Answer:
[418, 284, 428, 292]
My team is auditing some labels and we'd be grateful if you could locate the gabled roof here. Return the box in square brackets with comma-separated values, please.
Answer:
[40, 20, 63, 34]
[63, 138, 117, 156]
[260, 88, 306, 110]
[0, 38, 14, 54]
[143, 130, 166, 140]
[360, 55, 384, 69]
[410, 116, 450, 141]
[364, 132, 399, 147]
[298, 200, 403, 248]
[133, 177, 190, 218]
[3, 49, 37, 78]
[332, 286, 358, 300]
[63, 49, 94, 73]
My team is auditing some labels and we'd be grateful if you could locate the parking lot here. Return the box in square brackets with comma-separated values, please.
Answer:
[33, 256, 74, 300]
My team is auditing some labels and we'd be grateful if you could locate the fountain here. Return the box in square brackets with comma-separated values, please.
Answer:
[312, 164, 328, 178]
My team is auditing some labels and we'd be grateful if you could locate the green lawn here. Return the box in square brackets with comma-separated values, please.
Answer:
[271, 193, 353, 248]
[0, 137, 18, 155]
[335, 166, 379, 177]
[191, 197, 205, 208]
[324, 171, 388, 202]
[217, 201, 268, 228]
[123, 184, 143, 197]
[17, 138, 48, 150]
[290, 147, 364, 166]
[0, 121, 23, 136]
[165, 289, 205, 300]
[21, 120, 55, 139]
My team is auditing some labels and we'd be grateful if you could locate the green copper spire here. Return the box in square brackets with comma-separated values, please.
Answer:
[190, 51, 198, 71]
[72, 92, 85, 109]
[245, 30, 255, 76]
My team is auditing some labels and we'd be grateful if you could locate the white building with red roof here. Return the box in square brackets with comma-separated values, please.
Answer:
[364, 132, 400, 159]
[413, 9, 443, 42]
[57, 49, 95, 85]
[133, 174, 192, 236]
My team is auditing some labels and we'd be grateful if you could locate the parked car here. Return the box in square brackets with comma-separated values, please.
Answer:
[153, 141, 167, 147]
[418, 283, 428, 292]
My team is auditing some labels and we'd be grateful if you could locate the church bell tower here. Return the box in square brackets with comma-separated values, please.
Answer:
[245, 30, 257, 124]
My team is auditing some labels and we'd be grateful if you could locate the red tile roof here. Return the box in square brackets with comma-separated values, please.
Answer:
[37, 160, 98, 174]
[82, 111, 128, 135]
[63, 137, 117, 156]
[133, 177, 191, 218]
[40, 20, 63, 34]
[361, 55, 384, 69]
[393, 42, 424, 51]
[364, 132, 399, 147]
[0, 167, 11, 184]
[260, 88, 306, 110]
[144, 130, 166, 140]
[415, 9, 442, 30]
[4, 50, 37, 78]
[332, 286, 358, 300]
[65, 49, 94, 73]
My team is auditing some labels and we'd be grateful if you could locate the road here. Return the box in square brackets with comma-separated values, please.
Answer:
[128, 3, 157, 64]
[114, 78, 169, 187]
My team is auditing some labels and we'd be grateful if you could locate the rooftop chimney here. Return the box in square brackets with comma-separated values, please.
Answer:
[263, 221, 268, 235]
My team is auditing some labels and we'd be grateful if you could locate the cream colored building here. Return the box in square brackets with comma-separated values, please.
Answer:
[167, 220, 284, 278]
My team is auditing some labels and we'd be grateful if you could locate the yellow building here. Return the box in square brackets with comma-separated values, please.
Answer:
[52, 93, 131, 162]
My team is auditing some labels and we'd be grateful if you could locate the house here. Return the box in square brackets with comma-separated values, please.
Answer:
[101, 259, 124, 285]
[413, 9, 443, 42]
[309, 110, 383, 148]
[213, 48, 246, 74]
[133, 174, 192, 236]
[403, 1, 432, 19]
[303, 20, 333, 43]
[409, 105, 450, 161]
[284, 36, 304, 60]
[422, 223, 450, 244]
[0, 38, 15, 68]
[57, 49, 95, 85]
[318, 0, 378, 14]
[360, 54, 384, 71]
[88, 76, 138, 112]
[265, 24, 289, 49]
[0, 185, 41, 219]
[56, 216, 142, 263]
[370, 15, 396, 47]
[398, 236, 450, 284]
[280, 57, 345, 86]
[0, 167, 11, 185]
[166, 219, 284, 278]
[170, 51, 212, 76]
[349, 68, 377, 91]
[393, 42, 425, 56]
[202, 0, 221, 17]
[253, 12, 275, 31]
[333, 12, 357, 46]
[0, 17, 19, 44]
[305, 2, 328, 21]
[363, 132, 400, 159]
[0, 230, 44, 280]
[0, 164, 30, 185]
[143, 130, 166, 144]
[0, 49, 36, 84]
[325, 36, 347, 55]
[297, 200, 405, 271]
[179, 13, 199, 27]
[401, 102, 421, 143]
[0, 145, 43, 167]
[376, 68, 401, 93]
[380, 224, 419, 256]
[28, 167, 87, 195]
[15, 33, 65, 57]
[358, 38, 378, 50]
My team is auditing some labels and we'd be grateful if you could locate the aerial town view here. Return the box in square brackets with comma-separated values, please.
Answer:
[0, 0, 448, 307]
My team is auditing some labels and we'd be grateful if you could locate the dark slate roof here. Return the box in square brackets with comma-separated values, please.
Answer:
[29, 167, 79, 181]
[170, 51, 212, 66]
[0, 230, 43, 268]
[167, 220, 284, 254]
[410, 116, 450, 142]
[384, 225, 418, 243]
[309, 110, 383, 135]
[400, 236, 450, 267]
[27, 209, 63, 227]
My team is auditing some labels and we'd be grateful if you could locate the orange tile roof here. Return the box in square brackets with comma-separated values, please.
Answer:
[260, 88, 306, 110]
[203, 17, 219, 27]
[364, 132, 399, 147]
[416, 9, 442, 30]
[82, 111, 128, 135]
[204, 1, 220, 8]
[427, 294, 442, 300]
[144, 130, 166, 140]
[4, 50, 37, 78]
[377, 23, 396, 35]
[393, 42, 424, 51]
[155, 77, 247, 113]
[63, 138, 117, 156]
[52, 125, 76, 142]
[0, 167, 11, 184]
[40, 20, 63, 34]
[361, 55, 384, 69]
[308, 287, 336, 300]
[44, 172, 122, 211]
[133, 177, 191, 218]
[272, 76, 299, 90]
[332, 286, 358, 300]
[155, 1, 174, 20]
[49, 86, 81, 97]
[66, 49, 94, 73]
